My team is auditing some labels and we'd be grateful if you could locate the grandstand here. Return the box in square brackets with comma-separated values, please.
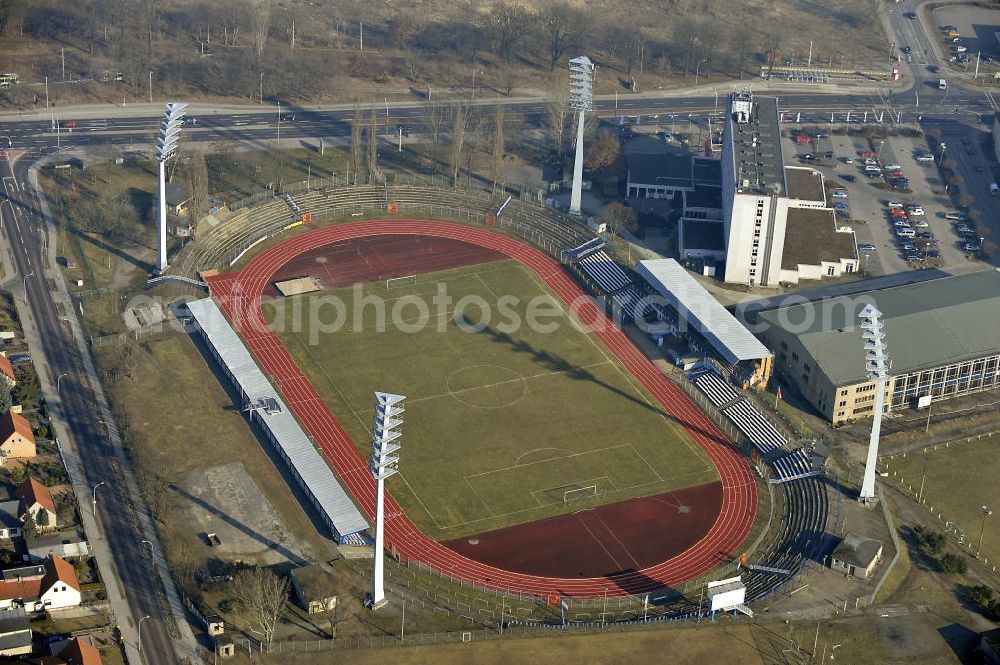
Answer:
[578, 250, 633, 293]
[690, 368, 789, 456]
[769, 448, 819, 484]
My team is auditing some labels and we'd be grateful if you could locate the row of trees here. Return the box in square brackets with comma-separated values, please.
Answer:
[1, 0, 849, 103]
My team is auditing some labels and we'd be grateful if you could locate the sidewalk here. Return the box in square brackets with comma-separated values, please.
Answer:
[25, 154, 203, 664]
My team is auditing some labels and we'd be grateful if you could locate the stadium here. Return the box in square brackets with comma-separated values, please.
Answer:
[168, 180, 829, 614]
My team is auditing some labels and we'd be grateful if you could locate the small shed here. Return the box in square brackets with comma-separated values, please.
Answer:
[830, 533, 883, 580]
[215, 636, 235, 658]
[164, 182, 192, 216]
[205, 613, 224, 636]
[289, 565, 338, 614]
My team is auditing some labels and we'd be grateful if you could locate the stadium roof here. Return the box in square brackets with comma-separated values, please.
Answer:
[186, 297, 370, 538]
[636, 259, 772, 365]
[757, 270, 1000, 386]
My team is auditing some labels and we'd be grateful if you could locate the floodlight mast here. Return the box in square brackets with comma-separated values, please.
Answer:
[369, 392, 405, 609]
[155, 103, 187, 273]
[858, 304, 890, 502]
[568, 56, 594, 216]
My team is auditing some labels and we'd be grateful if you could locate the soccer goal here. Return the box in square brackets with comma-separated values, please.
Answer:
[563, 485, 600, 504]
[385, 274, 417, 289]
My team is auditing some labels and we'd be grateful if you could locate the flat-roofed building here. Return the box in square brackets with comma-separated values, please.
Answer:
[755, 270, 1000, 425]
[721, 91, 858, 287]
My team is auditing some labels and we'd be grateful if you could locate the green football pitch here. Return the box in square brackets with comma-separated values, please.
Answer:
[264, 259, 718, 541]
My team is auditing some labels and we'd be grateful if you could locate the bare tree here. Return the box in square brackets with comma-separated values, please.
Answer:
[603, 201, 639, 237]
[253, 0, 271, 59]
[350, 104, 363, 184]
[367, 105, 380, 183]
[184, 149, 210, 225]
[425, 99, 448, 148]
[487, 1, 529, 65]
[449, 103, 466, 187]
[141, 0, 158, 57]
[230, 567, 288, 647]
[544, 82, 570, 157]
[539, 2, 580, 71]
[491, 100, 505, 185]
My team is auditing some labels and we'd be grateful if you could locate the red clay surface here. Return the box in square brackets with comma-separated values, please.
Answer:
[206, 219, 758, 599]
[444, 482, 723, 578]
[264, 235, 505, 297]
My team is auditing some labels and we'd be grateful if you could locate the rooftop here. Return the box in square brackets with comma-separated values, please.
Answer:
[780, 207, 857, 271]
[165, 182, 191, 207]
[727, 92, 786, 196]
[2, 565, 45, 582]
[289, 564, 337, 601]
[627, 151, 697, 189]
[679, 219, 725, 252]
[636, 259, 772, 365]
[831, 533, 883, 568]
[0, 500, 20, 530]
[15, 477, 55, 516]
[685, 186, 722, 210]
[784, 167, 825, 202]
[757, 270, 1000, 385]
[0, 412, 34, 446]
[186, 297, 370, 539]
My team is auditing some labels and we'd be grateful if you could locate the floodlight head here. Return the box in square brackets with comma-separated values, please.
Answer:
[858, 304, 890, 382]
[155, 102, 188, 162]
[569, 55, 595, 111]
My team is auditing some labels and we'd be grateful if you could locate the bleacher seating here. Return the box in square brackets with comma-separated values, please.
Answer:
[611, 287, 652, 323]
[691, 370, 742, 408]
[579, 251, 632, 293]
[562, 237, 606, 261]
[722, 400, 788, 455]
[770, 448, 819, 483]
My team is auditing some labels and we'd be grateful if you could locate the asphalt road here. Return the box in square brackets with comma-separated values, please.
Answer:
[0, 158, 178, 664]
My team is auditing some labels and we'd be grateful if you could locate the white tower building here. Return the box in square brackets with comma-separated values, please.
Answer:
[369, 392, 405, 609]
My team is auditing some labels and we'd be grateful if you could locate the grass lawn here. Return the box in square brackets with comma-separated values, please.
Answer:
[267, 259, 716, 541]
[97, 334, 332, 577]
[884, 436, 1000, 562]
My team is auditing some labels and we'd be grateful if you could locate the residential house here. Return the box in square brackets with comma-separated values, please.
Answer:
[15, 477, 57, 531]
[289, 565, 338, 614]
[0, 354, 15, 387]
[0, 412, 35, 461]
[1, 565, 45, 582]
[0, 555, 81, 611]
[0, 501, 21, 539]
[0, 607, 32, 656]
[50, 636, 104, 664]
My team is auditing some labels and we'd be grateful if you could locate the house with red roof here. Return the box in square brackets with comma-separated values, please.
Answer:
[14, 477, 57, 530]
[0, 354, 15, 388]
[52, 636, 104, 664]
[0, 555, 80, 611]
[0, 412, 35, 462]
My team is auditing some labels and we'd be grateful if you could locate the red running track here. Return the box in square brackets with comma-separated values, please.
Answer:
[206, 219, 758, 598]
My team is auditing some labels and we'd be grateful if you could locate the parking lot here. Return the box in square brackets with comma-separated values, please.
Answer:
[931, 5, 1000, 60]
[790, 130, 985, 277]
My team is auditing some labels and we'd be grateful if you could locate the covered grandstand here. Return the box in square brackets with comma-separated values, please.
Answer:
[635, 259, 773, 388]
[185, 297, 370, 545]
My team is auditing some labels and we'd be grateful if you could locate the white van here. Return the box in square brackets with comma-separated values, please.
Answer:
[945, 211, 967, 221]
[991, 183, 999, 196]
[896, 228, 916, 237]
[939, 78, 948, 90]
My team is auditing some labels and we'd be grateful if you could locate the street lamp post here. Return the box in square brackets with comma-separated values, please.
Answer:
[138, 614, 151, 652]
[602, 586, 608, 627]
[92, 481, 105, 517]
[56, 373, 67, 392]
[21, 271, 34, 303]
[979, 506, 992, 556]
[141, 539, 154, 558]
[695, 58, 708, 87]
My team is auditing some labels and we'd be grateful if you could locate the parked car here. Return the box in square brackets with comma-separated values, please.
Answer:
[919, 230, 934, 238]
[945, 211, 968, 221]
[832, 190, 848, 199]
[858, 150, 874, 157]
[887, 200, 903, 208]
[894, 220, 912, 228]
[863, 157, 878, 166]
[901, 46, 912, 54]
[62, 120, 77, 128]
[843, 157, 854, 164]
[915, 153, 934, 163]
[815, 132, 829, 139]
[897, 228, 916, 237]
[843, 174, 856, 182]
[907, 205, 925, 216]
[834, 202, 849, 210]
[858, 243, 877, 251]
[927, 250, 942, 258]
[889, 169, 905, 177]
[883, 163, 902, 171]
[963, 242, 981, 252]
[913, 220, 930, 228]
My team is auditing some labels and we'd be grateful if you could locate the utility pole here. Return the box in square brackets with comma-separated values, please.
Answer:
[360, 21, 363, 52]
[61, 48, 65, 80]
[807, 41, 813, 67]
[975, 51, 982, 79]
[148, 71, 153, 103]
[259, 72, 263, 104]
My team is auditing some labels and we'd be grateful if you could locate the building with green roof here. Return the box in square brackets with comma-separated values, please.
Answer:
[755, 269, 1000, 424]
